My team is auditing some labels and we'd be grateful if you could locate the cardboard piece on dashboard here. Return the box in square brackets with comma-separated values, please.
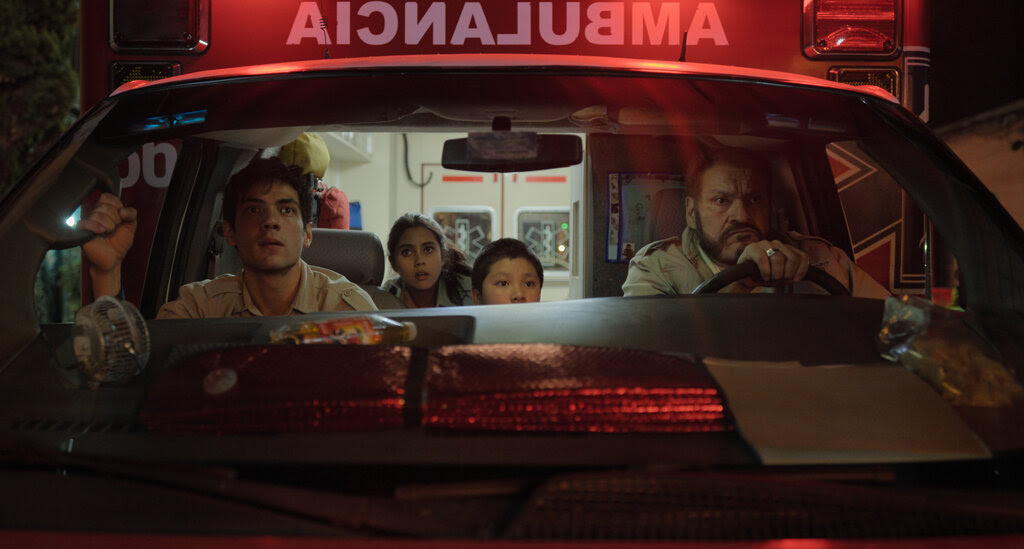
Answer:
[703, 359, 991, 465]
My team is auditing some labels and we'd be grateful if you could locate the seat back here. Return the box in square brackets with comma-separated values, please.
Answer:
[305, 229, 406, 308]
[214, 228, 385, 286]
[650, 187, 688, 242]
[303, 228, 385, 286]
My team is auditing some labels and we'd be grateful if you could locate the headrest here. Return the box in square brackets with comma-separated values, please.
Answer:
[213, 227, 385, 287]
[650, 187, 688, 242]
[303, 228, 385, 286]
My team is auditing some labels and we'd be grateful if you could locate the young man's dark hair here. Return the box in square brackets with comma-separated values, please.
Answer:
[221, 157, 314, 227]
[471, 237, 544, 296]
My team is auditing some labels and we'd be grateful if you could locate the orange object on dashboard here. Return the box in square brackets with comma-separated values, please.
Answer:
[269, 315, 417, 345]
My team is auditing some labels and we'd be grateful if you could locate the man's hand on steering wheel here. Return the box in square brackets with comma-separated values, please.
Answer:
[732, 240, 809, 290]
[692, 239, 850, 295]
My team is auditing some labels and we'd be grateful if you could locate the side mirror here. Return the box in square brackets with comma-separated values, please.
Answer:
[442, 131, 582, 173]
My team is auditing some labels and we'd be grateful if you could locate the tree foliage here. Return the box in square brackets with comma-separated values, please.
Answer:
[0, 2, 81, 322]
[0, 0, 79, 191]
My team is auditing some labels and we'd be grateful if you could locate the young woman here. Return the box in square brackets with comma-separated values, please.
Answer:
[381, 213, 473, 308]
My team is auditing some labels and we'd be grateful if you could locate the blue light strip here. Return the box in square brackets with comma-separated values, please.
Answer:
[131, 109, 207, 134]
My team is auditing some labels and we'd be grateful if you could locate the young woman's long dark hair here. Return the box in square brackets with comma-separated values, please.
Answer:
[386, 213, 472, 305]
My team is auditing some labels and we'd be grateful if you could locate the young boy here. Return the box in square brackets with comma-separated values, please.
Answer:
[471, 238, 544, 304]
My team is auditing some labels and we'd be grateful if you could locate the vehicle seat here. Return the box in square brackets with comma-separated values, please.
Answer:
[650, 187, 688, 241]
[304, 228, 383, 286]
[214, 227, 404, 309]
[304, 228, 405, 309]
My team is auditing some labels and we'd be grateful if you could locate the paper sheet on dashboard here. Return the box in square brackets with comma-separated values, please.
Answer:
[703, 359, 991, 465]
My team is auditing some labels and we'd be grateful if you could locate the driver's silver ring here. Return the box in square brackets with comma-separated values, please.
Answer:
[765, 247, 778, 258]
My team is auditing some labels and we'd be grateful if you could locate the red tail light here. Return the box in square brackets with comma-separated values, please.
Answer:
[804, 0, 900, 57]
[111, 0, 210, 53]
[424, 344, 732, 433]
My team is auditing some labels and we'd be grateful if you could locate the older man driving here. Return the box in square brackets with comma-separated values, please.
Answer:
[622, 148, 890, 298]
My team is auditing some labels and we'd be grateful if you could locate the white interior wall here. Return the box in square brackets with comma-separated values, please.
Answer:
[320, 131, 573, 301]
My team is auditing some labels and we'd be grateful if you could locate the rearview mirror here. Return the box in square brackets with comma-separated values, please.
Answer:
[442, 132, 582, 173]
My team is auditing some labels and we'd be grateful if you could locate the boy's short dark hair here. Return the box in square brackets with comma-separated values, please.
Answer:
[471, 238, 544, 294]
[222, 157, 314, 227]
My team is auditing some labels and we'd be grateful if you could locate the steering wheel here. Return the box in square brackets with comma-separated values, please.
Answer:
[691, 261, 850, 296]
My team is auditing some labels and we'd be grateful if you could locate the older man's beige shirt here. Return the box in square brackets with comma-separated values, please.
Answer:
[622, 227, 890, 299]
[157, 260, 377, 318]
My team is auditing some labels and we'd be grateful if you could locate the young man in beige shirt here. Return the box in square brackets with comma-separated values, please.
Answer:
[81, 157, 376, 318]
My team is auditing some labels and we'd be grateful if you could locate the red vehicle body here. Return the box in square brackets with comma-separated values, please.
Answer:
[82, 1, 929, 111]
[7, 25, 1024, 546]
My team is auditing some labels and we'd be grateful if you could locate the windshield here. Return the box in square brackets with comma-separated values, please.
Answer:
[35, 67, 1020, 309]
[6, 60, 1024, 541]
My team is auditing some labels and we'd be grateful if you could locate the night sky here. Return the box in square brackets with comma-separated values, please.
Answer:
[929, 0, 1024, 128]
